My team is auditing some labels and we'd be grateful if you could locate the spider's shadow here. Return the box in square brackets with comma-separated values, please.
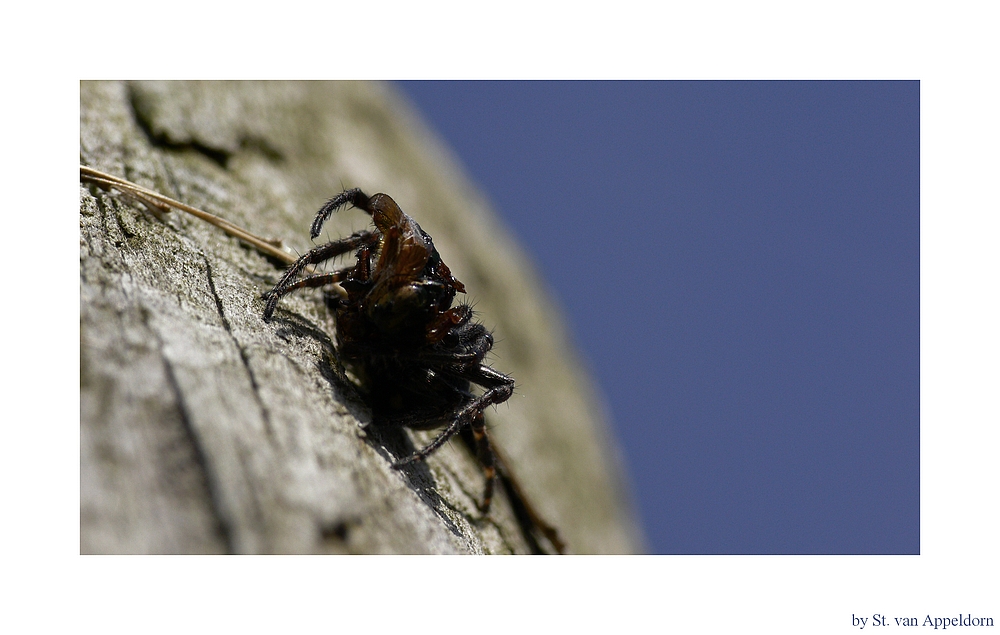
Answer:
[270, 312, 468, 539]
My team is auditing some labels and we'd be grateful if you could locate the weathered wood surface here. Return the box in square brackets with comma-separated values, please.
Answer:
[80, 81, 644, 554]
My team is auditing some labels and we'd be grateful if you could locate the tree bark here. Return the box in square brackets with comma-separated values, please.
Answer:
[80, 80, 644, 554]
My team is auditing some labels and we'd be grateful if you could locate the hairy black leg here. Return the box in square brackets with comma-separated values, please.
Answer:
[262, 269, 353, 318]
[466, 364, 515, 394]
[393, 365, 514, 467]
[263, 230, 375, 320]
[465, 364, 513, 513]
[311, 188, 371, 239]
[272, 270, 350, 294]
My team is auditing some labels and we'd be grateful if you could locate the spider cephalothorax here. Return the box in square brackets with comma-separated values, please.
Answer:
[262, 189, 514, 513]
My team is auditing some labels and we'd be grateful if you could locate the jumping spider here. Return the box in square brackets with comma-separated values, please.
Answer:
[262, 189, 517, 516]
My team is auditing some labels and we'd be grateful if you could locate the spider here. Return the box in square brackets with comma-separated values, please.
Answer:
[262, 188, 515, 515]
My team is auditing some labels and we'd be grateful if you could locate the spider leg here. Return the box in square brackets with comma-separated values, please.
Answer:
[463, 365, 513, 513]
[266, 269, 352, 310]
[392, 364, 514, 513]
[272, 270, 349, 294]
[389, 404, 471, 464]
[262, 229, 375, 320]
[311, 188, 371, 239]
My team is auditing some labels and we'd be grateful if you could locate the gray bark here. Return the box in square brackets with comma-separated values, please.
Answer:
[80, 80, 644, 554]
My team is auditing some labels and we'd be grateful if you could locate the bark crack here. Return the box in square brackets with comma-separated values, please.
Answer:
[202, 255, 278, 446]
[144, 304, 235, 554]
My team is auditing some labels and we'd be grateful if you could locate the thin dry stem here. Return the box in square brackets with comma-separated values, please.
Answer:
[80, 165, 296, 265]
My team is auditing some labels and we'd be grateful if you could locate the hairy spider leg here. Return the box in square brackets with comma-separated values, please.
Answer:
[271, 269, 352, 297]
[311, 188, 371, 239]
[466, 364, 515, 512]
[393, 364, 514, 513]
[393, 365, 514, 467]
[262, 230, 376, 320]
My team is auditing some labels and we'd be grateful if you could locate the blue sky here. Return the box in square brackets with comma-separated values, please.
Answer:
[398, 81, 920, 554]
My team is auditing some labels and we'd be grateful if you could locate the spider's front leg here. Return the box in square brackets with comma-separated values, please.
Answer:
[262, 229, 375, 320]
[311, 188, 371, 239]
